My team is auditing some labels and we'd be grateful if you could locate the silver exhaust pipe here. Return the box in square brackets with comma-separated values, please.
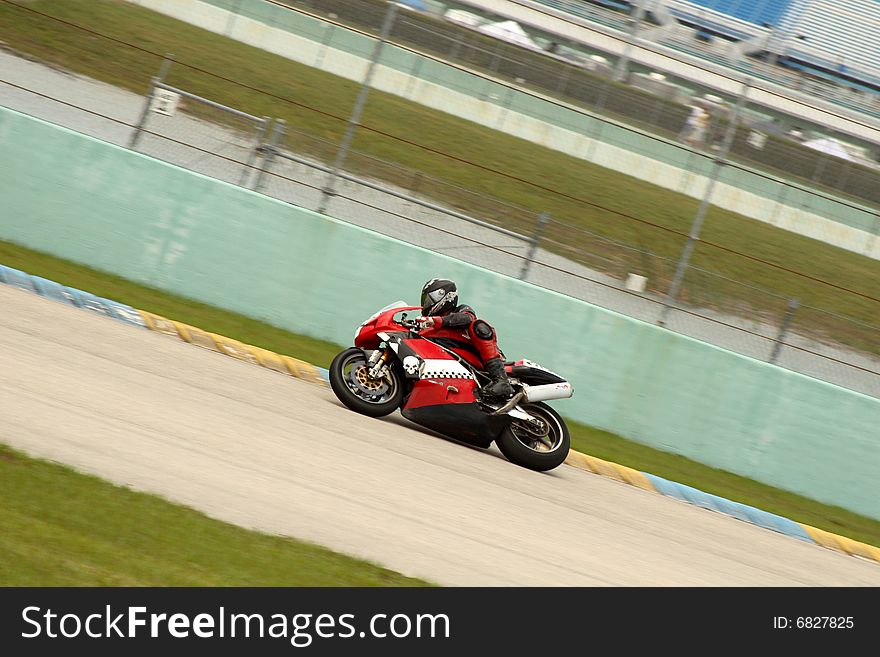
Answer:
[522, 382, 573, 402]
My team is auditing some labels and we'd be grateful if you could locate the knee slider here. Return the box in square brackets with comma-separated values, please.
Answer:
[472, 320, 495, 341]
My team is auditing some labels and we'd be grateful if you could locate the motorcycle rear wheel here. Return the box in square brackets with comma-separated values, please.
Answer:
[329, 348, 404, 418]
[496, 402, 570, 472]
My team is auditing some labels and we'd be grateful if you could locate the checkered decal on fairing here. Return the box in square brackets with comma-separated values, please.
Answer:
[418, 359, 473, 380]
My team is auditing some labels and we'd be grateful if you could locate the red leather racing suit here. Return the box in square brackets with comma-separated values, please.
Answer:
[419, 304, 503, 369]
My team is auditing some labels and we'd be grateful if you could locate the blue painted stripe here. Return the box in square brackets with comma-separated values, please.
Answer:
[1, 266, 145, 329]
[71, 289, 146, 326]
[104, 301, 148, 327]
[71, 290, 115, 317]
[645, 473, 814, 543]
[317, 367, 330, 382]
[0, 265, 37, 294]
[31, 276, 82, 307]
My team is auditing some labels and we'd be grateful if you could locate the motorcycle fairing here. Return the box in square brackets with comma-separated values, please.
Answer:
[395, 337, 478, 381]
[395, 340, 506, 446]
[509, 359, 567, 386]
[402, 403, 510, 449]
[404, 376, 477, 408]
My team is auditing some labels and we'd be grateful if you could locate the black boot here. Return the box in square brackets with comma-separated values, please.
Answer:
[482, 357, 514, 399]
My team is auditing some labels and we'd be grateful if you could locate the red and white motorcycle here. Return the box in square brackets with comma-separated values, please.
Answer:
[329, 302, 574, 471]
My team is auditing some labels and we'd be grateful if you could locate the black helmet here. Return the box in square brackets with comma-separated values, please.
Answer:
[420, 279, 458, 316]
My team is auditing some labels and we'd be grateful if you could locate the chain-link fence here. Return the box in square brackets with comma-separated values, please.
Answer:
[241, 117, 880, 398]
[283, 0, 880, 210]
[2, 0, 879, 399]
[290, 0, 880, 121]
[530, 0, 880, 120]
[130, 70, 272, 188]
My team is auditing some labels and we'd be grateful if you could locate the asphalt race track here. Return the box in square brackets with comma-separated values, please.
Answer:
[2, 285, 879, 586]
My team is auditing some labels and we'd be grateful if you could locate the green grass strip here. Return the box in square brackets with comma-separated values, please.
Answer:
[0, 445, 429, 586]
[3, 238, 880, 551]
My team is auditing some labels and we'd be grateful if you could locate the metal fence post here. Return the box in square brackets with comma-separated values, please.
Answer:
[613, 3, 646, 81]
[769, 181, 789, 229]
[239, 116, 271, 187]
[769, 298, 800, 364]
[252, 119, 285, 193]
[448, 32, 463, 61]
[584, 77, 613, 161]
[593, 75, 612, 114]
[864, 212, 880, 258]
[482, 40, 506, 101]
[495, 86, 516, 130]
[317, 2, 398, 215]
[223, 0, 243, 37]
[408, 171, 424, 197]
[809, 153, 828, 186]
[489, 39, 504, 76]
[834, 160, 852, 193]
[555, 63, 572, 96]
[403, 54, 423, 98]
[128, 54, 174, 150]
[658, 79, 751, 326]
[315, 22, 336, 69]
[519, 212, 550, 281]
[648, 97, 663, 128]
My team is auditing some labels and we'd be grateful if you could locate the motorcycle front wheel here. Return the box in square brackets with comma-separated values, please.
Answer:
[329, 348, 404, 418]
[496, 402, 570, 472]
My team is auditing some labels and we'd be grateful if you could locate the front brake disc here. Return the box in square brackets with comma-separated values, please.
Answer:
[352, 366, 389, 395]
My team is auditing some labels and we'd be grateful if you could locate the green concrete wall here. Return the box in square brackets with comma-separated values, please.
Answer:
[2, 107, 878, 519]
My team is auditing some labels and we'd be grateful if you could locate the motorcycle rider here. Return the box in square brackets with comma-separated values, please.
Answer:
[415, 278, 514, 400]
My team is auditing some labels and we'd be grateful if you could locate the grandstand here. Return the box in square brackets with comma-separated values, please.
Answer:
[771, 0, 880, 93]
[596, 0, 880, 94]
[477, 0, 880, 120]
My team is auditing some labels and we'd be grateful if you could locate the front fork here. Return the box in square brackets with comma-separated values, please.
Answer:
[366, 348, 390, 379]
